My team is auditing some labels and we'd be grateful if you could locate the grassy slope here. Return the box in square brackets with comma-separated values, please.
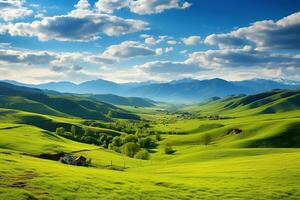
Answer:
[90, 94, 155, 107]
[184, 89, 300, 117]
[0, 148, 299, 200]
[0, 89, 300, 199]
[0, 82, 139, 120]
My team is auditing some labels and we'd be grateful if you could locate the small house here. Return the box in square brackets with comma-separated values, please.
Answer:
[60, 154, 76, 165]
[75, 156, 87, 166]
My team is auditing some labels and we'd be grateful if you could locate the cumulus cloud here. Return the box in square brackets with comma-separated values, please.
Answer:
[145, 36, 161, 45]
[96, 0, 191, 15]
[100, 41, 156, 60]
[186, 46, 300, 68]
[0, 0, 148, 42]
[0, 0, 33, 21]
[204, 34, 250, 49]
[51, 64, 83, 73]
[182, 35, 201, 45]
[167, 40, 177, 45]
[155, 48, 163, 55]
[204, 12, 300, 50]
[142, 35, 172, 45]
[136, 44, 300, 79]
[136, 60, 202, 76]
[0, 46, 109, 67]
[165, 47, 174, 53]
[0, 49, 56, 65]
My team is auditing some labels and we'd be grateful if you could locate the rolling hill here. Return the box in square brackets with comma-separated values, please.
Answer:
[90, 94, 156, 107]
[185, 89, 300, 116]
[0, 87, 299, 199]
[0, 82, 139, 120]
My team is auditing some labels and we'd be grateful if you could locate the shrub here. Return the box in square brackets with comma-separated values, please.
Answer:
[164, 143, 176, 154]
[56, 127, 65, 135]
[123, 134, 138, 143]
[138, 137, 155, 148]
[71, 125, 76, 135]
[203, 134, 212, 145]
[155, 133, 161, 141]
[122, 142, 140, 157]
[135, 149, 150, 160]
[111, 136, 122, 147]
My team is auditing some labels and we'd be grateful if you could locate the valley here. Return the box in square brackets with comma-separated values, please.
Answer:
[0, 83, 299, 199]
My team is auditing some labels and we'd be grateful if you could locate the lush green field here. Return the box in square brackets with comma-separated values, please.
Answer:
[0, 88, 300, 199]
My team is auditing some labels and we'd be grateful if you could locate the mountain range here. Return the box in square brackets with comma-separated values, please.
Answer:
[3, 78, 300, 102]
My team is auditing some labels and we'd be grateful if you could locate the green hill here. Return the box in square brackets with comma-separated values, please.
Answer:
[0, 82, 139, 120]
[185, 89, 300, 116]
[90, 94, 156, 107]
[151, 89, 300, 149]
[0, 87, 300, 200]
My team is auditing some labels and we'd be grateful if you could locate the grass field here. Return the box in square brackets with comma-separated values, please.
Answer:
[0, 89, 300, 199]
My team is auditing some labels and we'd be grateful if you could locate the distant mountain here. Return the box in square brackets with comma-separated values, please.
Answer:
[37, 81, 78, 92]
[128, 78, 254, 102]
[2, 78, 299, 102]
[78, 79, 121, 94]
[233, 79, 296, 92]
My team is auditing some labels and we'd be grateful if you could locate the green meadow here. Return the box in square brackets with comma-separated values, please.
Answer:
[0, 88, 300, 199]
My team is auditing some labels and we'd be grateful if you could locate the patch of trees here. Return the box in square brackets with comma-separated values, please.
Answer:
[108, 134, 155, 159]
[56, 123, 158, 160]
[56, 125, 113, 147]
[83, 120, 153, 135]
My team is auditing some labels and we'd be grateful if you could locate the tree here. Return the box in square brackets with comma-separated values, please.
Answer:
[135, 149, 150, 160]
[111, 136, 122, 147]
[102, 140, 108, 148]
[123, 134, 138, 143]
[138, 137, 154, 148]
[122, 142, 140, 157]
[71, 125, 76, 135]
[164, 143, 175, 154]
[155, 132, 161, 141]
[203, 134, 211, 146]
[56, 127, 65, 135]
[84, 127, 89, 136]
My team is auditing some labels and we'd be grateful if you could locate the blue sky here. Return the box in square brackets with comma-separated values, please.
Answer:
[0, 0, 300, 83]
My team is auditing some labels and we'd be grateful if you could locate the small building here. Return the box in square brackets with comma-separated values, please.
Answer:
[75, 156, 87, 166]
[60, 154, 88, 166]
[60, 154, 76, 165]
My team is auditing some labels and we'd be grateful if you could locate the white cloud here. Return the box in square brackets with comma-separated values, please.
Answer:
[74, 0, 90, 10]
[95, 0, 128, 14]
[145, 36, 161, 45]
[0, 49, 56, 65]
[155, 48, 163, 55]
[96, 0, 191, 15]
[100, 41, 156, 60]
[167, 40, 177, 45]
[136, 60, 203, 76]
[204, 12, 300, 50]
[186, 46, 300, 69]
[143, 35, 172, 45]
[0, 0, 33, 21]
[0, 0, 148, 42]
[165, 47, 174, 53]
[182, 35, 201, 45]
